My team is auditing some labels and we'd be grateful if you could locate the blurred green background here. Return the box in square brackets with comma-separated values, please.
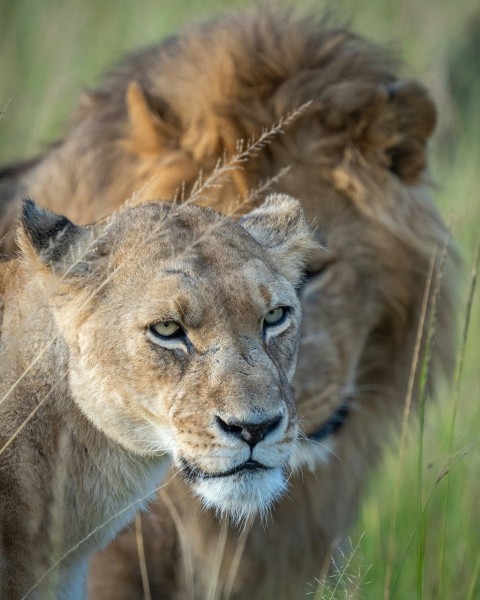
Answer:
[1, 1, 478, 598]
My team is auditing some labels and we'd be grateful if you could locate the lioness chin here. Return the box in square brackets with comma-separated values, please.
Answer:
[0, 194, 314, 599]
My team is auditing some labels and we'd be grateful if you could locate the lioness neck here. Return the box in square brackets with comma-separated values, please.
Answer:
[0, 263, 169, 599]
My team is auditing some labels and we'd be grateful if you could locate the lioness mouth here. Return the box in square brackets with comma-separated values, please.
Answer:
[181, 459, 272, 480]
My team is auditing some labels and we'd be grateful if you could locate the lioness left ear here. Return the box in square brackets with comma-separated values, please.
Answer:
[240, 194, 318, 286]
[17, 199, 84, 271]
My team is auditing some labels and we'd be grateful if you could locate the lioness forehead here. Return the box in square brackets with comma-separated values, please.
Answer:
[104, 202, 235, 243]
[88, 203, 297, 328]
[101, 203, 267, 266]
[117, 257, 293, 331]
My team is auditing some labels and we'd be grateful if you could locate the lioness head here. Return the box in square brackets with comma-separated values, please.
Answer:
[19, 194, 316, 523]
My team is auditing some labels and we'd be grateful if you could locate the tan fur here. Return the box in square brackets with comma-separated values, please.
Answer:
[0, 6, 456, 599]
[0, 195, 312, 599]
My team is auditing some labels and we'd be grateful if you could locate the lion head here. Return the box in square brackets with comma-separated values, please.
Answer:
[76, 8, 456, 599]
[57, 7, 452, 464]
[13, 194, 315, 525]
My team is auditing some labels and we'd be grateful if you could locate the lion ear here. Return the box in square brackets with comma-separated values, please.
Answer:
[384, 79, 437, 183]
[240, 194, 318, 286]
[17, 199, 85, 271]
[321, 77, 436, 185]
[123, 80, 178, 155]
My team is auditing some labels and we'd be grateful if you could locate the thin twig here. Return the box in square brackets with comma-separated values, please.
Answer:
[223, 517, 254, 600]
[383, 247, 437, 599]
[159, 490, 195, 600]
[439, 238, 480, 596]
[207, 520, 229, 600]
[135, 513, 152, 600]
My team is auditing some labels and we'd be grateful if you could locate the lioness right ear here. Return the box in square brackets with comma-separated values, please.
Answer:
[17, 199, 85, 271]
[240, 194, 318, 287]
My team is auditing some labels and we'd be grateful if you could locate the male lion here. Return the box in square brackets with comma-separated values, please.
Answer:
[0, 194, 313, 599]
[0, 6, 455, 599]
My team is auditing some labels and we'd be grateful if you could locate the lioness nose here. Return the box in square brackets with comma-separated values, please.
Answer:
[215, 414, 283, 448]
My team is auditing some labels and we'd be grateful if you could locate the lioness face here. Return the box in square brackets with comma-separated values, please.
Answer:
[27, 196, 315, 522]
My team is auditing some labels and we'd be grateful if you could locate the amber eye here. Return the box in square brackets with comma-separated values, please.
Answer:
[147, 320, 188, 352]
[264, 307, 288, 327]
[150, 321, 183, 339]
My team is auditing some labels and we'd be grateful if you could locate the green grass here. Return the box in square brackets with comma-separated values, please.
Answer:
[1, 0, 479, 598]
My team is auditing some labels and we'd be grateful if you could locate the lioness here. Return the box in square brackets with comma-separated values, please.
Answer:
[0, 194, 314, 599]
[0, 6, 456, 599]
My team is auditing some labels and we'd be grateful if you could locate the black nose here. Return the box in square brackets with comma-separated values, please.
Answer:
[215, 414, 283, 448]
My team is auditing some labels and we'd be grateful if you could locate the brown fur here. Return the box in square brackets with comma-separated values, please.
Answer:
[0, 6, 456, 599]
[0, 195, 312, 599]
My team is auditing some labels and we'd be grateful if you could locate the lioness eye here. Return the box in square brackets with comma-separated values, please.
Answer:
[147, 320, 188, 353]
[151, 321, 182, 338]
[264, 307, 287, 327]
